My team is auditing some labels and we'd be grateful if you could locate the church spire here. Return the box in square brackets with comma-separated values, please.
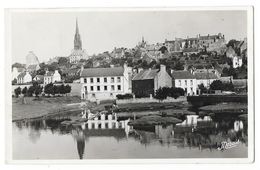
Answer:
[76, 18, 79, 34]
[74, 18, 82, 50]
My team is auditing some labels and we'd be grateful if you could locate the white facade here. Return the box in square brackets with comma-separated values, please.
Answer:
[173, 78, 197, 96]
[80, 65, 132, 101]
[233, 56, 243, 68]
[12, 67, 20, 81]
[17, 72, 32, 84]
[44, 70, 61, 84]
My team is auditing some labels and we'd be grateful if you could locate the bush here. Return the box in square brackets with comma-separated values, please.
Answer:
[44, 83, 71, 96]
[154, 87, 185, 101]
[116, 93, 133, 100]
[14, 87, 21, 98]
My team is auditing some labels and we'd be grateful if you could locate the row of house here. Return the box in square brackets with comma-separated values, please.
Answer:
[12, 68, 61, 85]
[80, 64, 220, 101]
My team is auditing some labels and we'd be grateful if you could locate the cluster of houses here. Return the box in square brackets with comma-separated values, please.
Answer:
[79, 64, 223, 101]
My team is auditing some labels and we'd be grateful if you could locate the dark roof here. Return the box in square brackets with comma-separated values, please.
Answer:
[171, 71, 195, 79]
[17, 72, 26, 78]
[132, 69, 159, 80]
[81, 67, 124, 77]
[194, 72, 218, 79]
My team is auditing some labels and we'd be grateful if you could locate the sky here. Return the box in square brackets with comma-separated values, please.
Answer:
[10, 10, 247, 64]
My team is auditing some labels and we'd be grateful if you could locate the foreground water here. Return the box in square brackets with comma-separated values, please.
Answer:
[13, 112, 248, 159]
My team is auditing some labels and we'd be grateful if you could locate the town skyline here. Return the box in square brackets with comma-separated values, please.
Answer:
[11, 10, 247, 64]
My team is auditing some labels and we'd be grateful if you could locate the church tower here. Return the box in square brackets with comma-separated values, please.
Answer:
[74, 19, 82, 50]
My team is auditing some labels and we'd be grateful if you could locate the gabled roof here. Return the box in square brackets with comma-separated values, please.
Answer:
[194, 72, 218, 80]
[171, 71, 195, 79]
[132, 69, 159, 80]
[81, 67, 124, 77]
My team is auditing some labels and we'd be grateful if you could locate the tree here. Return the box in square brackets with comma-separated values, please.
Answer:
[53, 85, 59, 96]
[59, 84, 66, 96]
[174, 61, 184, 70]
[198, 83, 207, 94]
[12, 78, 17, 85]
[64, 84, 72, 96]
[168, 87, 185, 99]
[34, 85, 43, 97]
[58, 57, 69, 66]
[210, 80, 223, 91]
[27, 86, 35, 97]
[44, 83, 54, 96]
[22, 87, 28, 96]
[14, 87, 21, 98]
[154, 87, 168, 102]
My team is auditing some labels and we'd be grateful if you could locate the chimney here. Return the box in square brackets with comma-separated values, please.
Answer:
[160, 64, 166, 72]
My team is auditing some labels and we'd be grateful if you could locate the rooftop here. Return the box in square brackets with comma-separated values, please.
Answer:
[132, 69, 159, 80]
[171, 71, 195, 79]
[194, 72, 219, 80]
[81, 67, 124, 77]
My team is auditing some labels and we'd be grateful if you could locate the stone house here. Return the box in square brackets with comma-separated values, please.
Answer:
[132, 65, 172, 97]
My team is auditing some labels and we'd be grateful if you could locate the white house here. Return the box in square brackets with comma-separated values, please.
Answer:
[80, 64, 132, 101]
[12, 67, 25, 81]
[171, 70, 197, 96]
[194, 72, 218, 89]
[17, 71, 32, 84]
[44, 70, 61, 84]
[233, 56, 243, 68]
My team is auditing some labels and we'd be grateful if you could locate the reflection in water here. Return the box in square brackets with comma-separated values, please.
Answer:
[13, 112, 248, 159]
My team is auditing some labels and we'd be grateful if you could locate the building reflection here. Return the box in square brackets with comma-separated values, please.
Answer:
[70, 113, 131, 159]
[14, 112, 248, 158]
[130, 114, 248, 151]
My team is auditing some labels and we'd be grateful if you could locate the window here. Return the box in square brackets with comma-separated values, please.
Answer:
[104, 77, 107, 83]
[92, 94, 95, 97]
[90, 78, 94, 83]
[97, 86, 100, 91]
[111, 77, 114, 83]
[185, 80, 187, 86]
[179, 80, 181, 86]
[190, 80, 193, 85]
[84, 78, 87, 83]
[97, 78, 100, 83]
[111, 85, 115, 91]
[90, 86, 94, 91]
[117, 85, 121, 91]
[104, 86, 107, 91]
[117, 77, 121, 83]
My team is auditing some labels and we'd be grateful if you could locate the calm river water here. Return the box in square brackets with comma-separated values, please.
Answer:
[12, 112, 248, 159]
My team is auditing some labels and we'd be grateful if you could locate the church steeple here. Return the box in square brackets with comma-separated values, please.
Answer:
[74, 18, 82, 50]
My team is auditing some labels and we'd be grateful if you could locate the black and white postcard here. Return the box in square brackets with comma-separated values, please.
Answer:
[5, 7, 254, 163]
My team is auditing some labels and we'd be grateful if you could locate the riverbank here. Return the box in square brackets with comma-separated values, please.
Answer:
[12, 96, 192, 122]
[12, 96, 86, 121]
